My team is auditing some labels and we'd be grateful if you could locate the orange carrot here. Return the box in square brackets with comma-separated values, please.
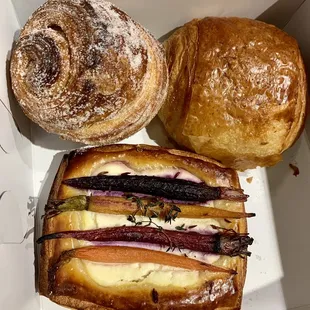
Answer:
[70, 246, 235, 274]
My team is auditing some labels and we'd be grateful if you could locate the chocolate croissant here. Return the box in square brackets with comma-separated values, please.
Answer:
[39, 144, 254, 309]
[159, 17, 307, 170]
[10, 0, 168, 144]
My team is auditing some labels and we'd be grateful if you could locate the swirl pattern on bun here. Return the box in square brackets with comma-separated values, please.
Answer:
[11, 0, 168, 144]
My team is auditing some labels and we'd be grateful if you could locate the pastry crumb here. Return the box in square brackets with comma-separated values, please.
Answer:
[289, 163, 299, 177]
[246, 177, 253, 184]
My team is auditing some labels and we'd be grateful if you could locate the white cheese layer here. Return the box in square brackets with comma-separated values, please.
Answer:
[92, 161, 202, 183]
[81, 211, 219, 233]
[83, 261, 201, 288]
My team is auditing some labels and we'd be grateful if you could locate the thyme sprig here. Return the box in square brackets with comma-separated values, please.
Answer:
[175, 224, 186, 231]
[125, 194, 182, 252]
[165, 204, 181, 224]
[125, 194, 181, 224]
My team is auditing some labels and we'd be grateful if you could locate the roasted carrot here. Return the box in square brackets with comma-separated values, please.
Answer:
[37, 226, 253, 257]
[46, 195, 254, 219]
[62, 175, 248, 202]
[68, 246, 236, 274]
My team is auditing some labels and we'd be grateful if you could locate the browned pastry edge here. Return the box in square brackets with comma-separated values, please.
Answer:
[39, 154, 69, 297]
[39, 144, 247, 310]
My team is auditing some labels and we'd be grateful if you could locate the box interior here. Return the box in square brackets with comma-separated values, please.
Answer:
[1, 0, 309, 309]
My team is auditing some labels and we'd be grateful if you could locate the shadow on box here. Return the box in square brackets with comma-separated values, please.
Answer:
[260, 0, 310, 309]
[266, 124, 310, 309]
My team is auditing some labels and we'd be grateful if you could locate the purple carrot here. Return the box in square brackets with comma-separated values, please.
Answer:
[37, 226, 253, 256]
[62, 175, 248, 202]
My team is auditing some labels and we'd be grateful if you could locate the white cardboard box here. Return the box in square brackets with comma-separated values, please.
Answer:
[0, 0, 309, 309]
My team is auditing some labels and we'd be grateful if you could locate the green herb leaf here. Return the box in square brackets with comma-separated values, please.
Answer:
[175, 224, 186, 231]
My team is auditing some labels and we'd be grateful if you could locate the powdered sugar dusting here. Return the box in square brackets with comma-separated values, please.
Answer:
[89, 0, 146, 70]
[10, 0, 167, 144]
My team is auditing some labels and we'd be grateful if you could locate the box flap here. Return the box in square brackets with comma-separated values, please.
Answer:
[257, 0, 306, 28]
[0, 0, 33, 244]
[266, 1, 310, 309]
[0, 1, 36, 309]
[12, 0, 280, 37]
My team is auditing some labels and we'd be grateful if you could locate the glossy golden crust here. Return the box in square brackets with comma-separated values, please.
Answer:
[10, 0, 168, 145]
[59, 144, 240, 199]
[159, 17, 307, 170]
[39, 144, 247, 309]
